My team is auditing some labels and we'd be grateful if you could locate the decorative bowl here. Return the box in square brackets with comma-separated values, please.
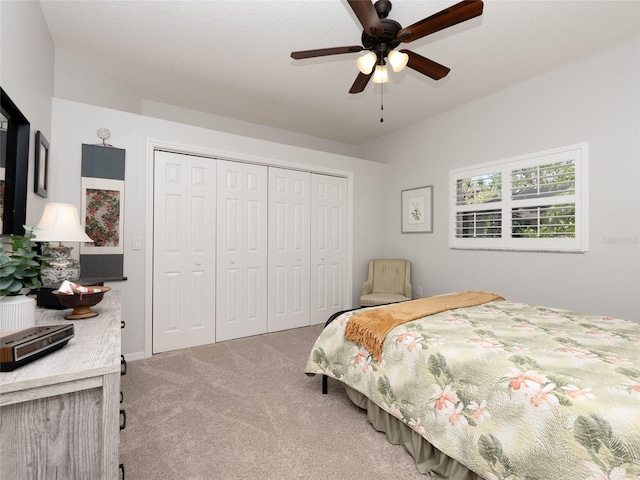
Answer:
[52, 286, 111, 320]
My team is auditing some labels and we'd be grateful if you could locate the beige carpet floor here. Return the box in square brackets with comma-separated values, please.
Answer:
[120, 324, 427, 479]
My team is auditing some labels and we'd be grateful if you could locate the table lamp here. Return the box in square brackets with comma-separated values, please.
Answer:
[33, 203, 94, 288]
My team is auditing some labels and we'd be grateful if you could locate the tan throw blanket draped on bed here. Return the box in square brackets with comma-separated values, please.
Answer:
[345, 291, 504, 361]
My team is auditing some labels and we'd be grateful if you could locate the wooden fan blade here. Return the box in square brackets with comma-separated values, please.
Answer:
[349, 71, 373, 94]
[291, 46, 363, 60]
[402, 50, 450, 80]
[397, 0, 483, 43]
[347, 0, 384, 37]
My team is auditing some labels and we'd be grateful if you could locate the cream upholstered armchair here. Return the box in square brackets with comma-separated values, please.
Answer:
[360, 259, 412, 307]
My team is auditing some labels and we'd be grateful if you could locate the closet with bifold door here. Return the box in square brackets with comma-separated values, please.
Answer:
[153, 150, 348, 354]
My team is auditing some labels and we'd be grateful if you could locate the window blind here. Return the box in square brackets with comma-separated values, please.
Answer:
[449, 144, 588, 252]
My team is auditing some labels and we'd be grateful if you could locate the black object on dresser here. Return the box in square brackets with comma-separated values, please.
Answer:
[0, 324, 75, 371]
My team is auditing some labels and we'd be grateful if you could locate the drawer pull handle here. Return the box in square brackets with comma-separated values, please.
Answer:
[120, 391, 124, 404]
[119, 463, 125, 480]
[120, 409, 127, 430]
[121, 355, 127, 376]
[121, 320, 126, 329]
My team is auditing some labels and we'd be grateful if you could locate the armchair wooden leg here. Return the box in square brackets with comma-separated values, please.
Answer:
[322, 375, 328, 394]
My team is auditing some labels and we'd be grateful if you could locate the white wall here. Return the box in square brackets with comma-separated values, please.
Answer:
[140, 100, 361, 159]
[360, 39, 640, 322]
[54, 48, 142, 115]
[52, 46, 362, 159]
[0, 0, 54, 226]
[50, 98, 390, 357]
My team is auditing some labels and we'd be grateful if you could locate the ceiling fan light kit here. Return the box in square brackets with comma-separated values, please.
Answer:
[387, 48, 409, 72]
[357, 51, 377, 75]
[372, 64, 389, 84]
[291, 0, 484, 94]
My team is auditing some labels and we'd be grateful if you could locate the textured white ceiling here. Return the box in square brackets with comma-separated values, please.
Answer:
[40, 0, 640, 146]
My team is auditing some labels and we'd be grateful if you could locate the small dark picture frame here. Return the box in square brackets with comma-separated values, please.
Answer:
[34, 130, 49, 198]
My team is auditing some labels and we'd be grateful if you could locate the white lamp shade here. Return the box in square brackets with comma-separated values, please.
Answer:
[372, 65, 389, 84]
[388, 49, 409, 72]
[34, 203, 94, 243]
[356, 51, 377, 75]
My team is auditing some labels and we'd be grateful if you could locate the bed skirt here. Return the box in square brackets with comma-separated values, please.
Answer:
[344, 385, 483, 480]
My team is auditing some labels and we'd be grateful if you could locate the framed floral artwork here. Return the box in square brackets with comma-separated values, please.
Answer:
[401, 185, 433, 233]
[81, 177, 125, 254]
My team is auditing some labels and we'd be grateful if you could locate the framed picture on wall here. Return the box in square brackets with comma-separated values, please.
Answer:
[34, 130, 49, 198]
[81, 177, 125, 254]
[401, 185, 433, 233]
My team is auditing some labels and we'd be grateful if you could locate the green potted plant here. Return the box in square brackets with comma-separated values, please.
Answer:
[0, 226, 44, 332]
[0, 226, 43, 295]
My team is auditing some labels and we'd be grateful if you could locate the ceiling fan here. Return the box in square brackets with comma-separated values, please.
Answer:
[291, 0, 484, 94]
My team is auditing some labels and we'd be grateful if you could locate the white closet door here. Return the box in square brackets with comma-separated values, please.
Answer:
[216, 160, 268, 341]
[310, 174, 348, 325]
[268, 168, 310, 332]
[153, 151, 216, 353]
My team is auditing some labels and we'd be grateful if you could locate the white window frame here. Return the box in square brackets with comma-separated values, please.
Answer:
[449, 143, 589, 253]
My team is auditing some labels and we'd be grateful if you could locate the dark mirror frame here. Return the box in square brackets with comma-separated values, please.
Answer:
[1, 87, 30, 236]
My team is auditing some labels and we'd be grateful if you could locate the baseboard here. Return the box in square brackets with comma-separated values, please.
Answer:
[122, 351, 145, 362]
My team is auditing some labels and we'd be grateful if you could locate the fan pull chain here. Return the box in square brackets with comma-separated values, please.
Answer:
[380, 82, 384, 123]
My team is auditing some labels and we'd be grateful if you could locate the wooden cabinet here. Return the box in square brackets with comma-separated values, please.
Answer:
[0, 291, 121, 479]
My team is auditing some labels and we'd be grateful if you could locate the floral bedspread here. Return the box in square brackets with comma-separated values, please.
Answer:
[305, 300, 640, 480]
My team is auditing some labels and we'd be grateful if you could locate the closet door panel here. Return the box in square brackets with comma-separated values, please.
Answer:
[153, 151, 216, 353]
[216, 160, 268, 341]
[311, 174, 348, 325]
[268, 168, 311, 332]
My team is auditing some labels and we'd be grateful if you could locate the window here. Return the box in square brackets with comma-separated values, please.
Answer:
[449, 143, 588, 252]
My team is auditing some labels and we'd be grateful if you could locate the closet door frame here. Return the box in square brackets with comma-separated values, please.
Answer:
[144, 140, 353, 359]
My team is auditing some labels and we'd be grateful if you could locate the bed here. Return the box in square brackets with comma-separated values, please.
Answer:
[305, 292, 640, 480]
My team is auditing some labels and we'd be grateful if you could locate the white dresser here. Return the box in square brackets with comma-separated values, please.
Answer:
[0, 290, 122, 479]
